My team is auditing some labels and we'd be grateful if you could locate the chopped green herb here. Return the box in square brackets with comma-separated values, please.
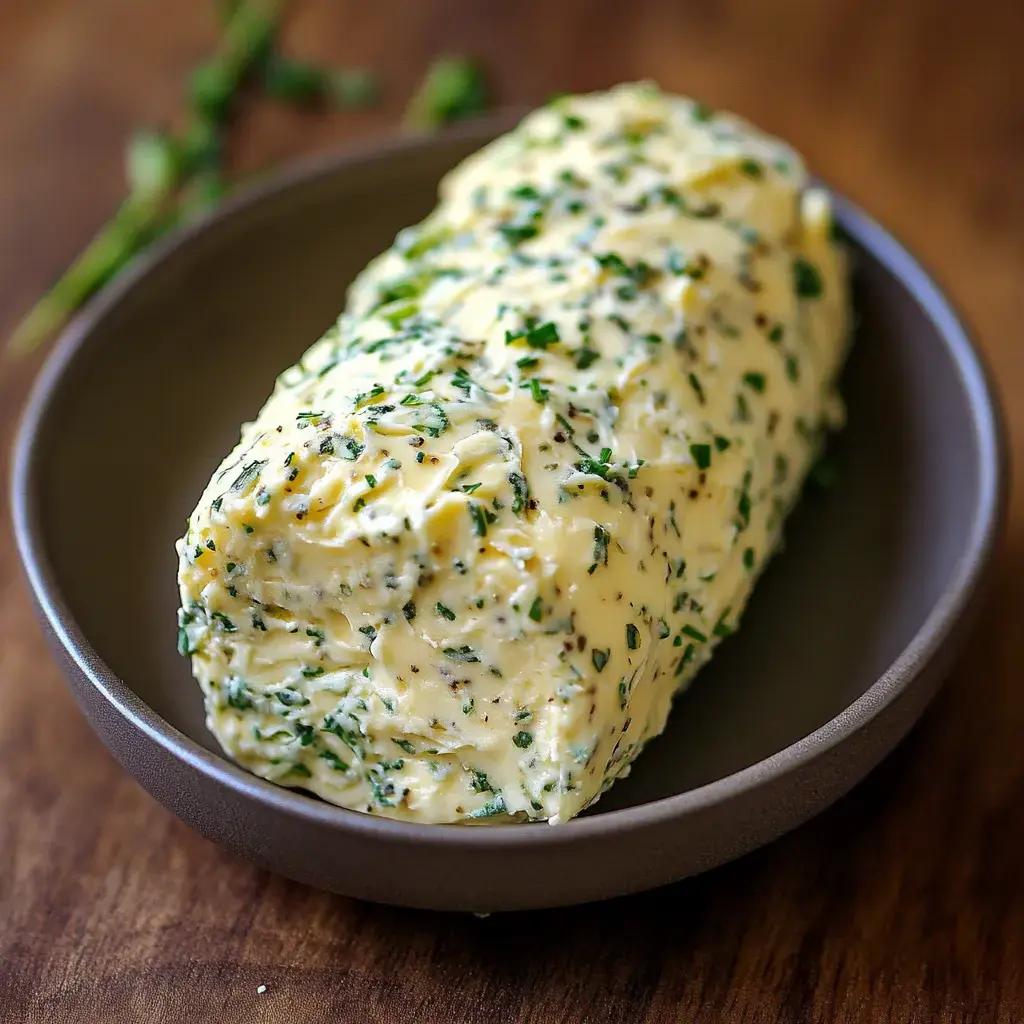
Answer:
[444, 645, 480, 663]
[737, 489, 751, 529]
[589, 525, 610, 574]
[515, 321, 560, 348]
[742, 371, 767, 393]
[322, 715, 364, 757]
[499, 223, 539, 247]
[592, 648, 610, 672]
[793, 256, 823, 299]
[509, 471, 529, 516]
[211, 611, 236, 632]
[689, 443, 712, 470]
[529, 378, 549, 403]
[176, 626, 196, 657]
[576, 455, 612, 480]
[230, 459, 267, 493]
[435, 602, 456, 621]
[512, 731, 534, 749]
[713, 608, 734, 637]
[382, 303, 419, 329]
[320, 750, 349, 772]
[528, 596, 543, 622]
[626, 624, 640, 650]
[675, 645, 695, 675]
[353, 384, 386, 408]
[467, 795, 507, 819]
[468, 500, 488, 537]
[226, 677, 253, 710]
[596, 252, 631, 276]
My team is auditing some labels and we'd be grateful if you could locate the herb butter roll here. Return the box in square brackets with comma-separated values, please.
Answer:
[176, 83, 850, 824]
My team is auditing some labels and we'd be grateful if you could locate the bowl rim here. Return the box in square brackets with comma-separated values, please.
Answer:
[10, 117, 1009, 850]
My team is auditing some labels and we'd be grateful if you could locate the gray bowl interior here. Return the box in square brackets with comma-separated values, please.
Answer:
[27, 137, 986, 819]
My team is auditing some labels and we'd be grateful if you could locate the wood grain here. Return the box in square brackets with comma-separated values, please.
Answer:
[2, 1, 1023, 1020]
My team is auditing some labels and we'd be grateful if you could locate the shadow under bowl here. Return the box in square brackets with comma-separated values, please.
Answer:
[11, 121, 1007, 912]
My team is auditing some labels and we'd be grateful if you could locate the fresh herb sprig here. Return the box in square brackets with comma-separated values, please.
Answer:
[8, 0, 295, 354]
[9, 5, 493, 357]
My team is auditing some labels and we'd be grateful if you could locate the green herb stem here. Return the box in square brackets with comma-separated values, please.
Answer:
[7, 0, 292, 356]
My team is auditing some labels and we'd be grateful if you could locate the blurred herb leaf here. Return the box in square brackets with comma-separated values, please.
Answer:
[404, 57, 490, 130]
[7, 3, 494, 356]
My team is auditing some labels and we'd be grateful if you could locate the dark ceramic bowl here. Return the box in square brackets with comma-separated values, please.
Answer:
[11, 121, 1006, 912]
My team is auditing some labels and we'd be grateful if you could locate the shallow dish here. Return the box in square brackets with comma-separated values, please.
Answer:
[11, 120, 1006, 912]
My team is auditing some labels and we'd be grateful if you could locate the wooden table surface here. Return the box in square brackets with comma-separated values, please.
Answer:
[2, 1, 1023, 1021]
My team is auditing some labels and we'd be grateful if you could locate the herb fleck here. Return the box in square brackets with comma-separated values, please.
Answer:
[444, 645, 480, 663]
[230, 460, 267, 494]
[689, 443, 712, 470]
[625, 623, 640, 650]
[793, 257, 823, 299]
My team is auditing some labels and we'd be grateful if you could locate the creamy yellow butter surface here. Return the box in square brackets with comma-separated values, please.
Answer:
[176, 84, 850, 824]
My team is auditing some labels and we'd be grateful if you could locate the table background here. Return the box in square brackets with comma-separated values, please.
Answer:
[2, 1, 1023, 1021]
